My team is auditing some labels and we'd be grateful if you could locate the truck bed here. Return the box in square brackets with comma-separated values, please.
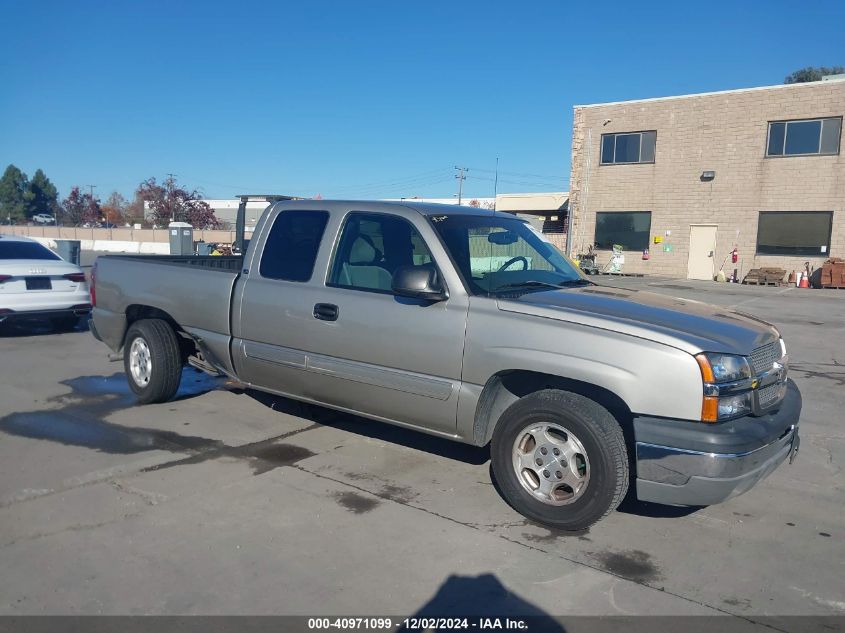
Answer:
[92, 255, 243, 361]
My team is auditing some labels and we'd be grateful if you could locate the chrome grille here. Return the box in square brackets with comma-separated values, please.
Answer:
[751, 341, 780, 375]
[757, 382, 782, 408]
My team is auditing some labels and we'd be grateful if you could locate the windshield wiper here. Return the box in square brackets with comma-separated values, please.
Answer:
[492, 279, 592, 293]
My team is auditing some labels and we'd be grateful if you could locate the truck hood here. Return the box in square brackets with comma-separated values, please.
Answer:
[497, 285, 779, 355]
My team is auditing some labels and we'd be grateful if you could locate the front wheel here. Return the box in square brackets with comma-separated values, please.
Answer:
[123, 319, 183, 404]
[491, 389, 629, 531]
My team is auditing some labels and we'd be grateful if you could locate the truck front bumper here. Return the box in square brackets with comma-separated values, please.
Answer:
[634, 380, 801, 507]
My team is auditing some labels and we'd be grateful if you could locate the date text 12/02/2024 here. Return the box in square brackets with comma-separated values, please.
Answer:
[307, 618, 529, 630]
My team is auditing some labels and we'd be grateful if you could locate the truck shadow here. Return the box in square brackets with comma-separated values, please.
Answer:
[244, 389, 705, 519]
[243, 389, 491, 466]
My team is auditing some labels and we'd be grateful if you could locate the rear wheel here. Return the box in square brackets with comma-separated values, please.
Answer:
[123, 319, 183, 404]
[491, 389, 629, 531]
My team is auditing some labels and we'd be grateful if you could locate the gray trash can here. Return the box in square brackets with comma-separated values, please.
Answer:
[168, 222, 194, 255]
[55, 239, 81, 265]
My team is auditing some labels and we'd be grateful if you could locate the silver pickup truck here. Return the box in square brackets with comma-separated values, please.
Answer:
[90, 200, 800, 530]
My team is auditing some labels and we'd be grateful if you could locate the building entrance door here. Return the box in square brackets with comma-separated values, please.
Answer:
[687, 224, 718, 280]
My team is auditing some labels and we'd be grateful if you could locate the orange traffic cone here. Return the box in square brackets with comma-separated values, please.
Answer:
[799, 273, 810, 288]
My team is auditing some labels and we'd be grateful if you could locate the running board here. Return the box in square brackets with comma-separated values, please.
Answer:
[188, 354, 222, 376]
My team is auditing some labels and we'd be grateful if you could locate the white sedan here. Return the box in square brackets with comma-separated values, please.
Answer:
[0, 235, 92, 330]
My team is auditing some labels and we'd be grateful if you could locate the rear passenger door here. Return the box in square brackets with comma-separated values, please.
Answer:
[302, 211, 469, 435]
[232, 209, 331, 396]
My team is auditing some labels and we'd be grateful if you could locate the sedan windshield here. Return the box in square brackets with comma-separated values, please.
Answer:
[429, 214, 587, 296]
[0, 241, 61, 260]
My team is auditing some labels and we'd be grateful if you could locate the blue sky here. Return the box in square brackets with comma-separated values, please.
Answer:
[1, 0, 843, 202]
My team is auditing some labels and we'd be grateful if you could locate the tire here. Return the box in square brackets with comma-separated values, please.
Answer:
[123, 318, 183, 404]
[491, 389, 629, 531]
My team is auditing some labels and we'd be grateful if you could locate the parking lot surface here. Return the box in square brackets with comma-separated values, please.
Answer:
[1, 271, 843, 620]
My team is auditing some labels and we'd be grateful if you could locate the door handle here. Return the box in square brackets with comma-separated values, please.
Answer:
[313, 303, 339, 322]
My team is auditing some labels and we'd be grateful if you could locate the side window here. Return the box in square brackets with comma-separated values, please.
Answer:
[329, 213, 435, 293]
[259, 210, 329, 282]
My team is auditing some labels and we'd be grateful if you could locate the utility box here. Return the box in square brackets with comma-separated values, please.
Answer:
[168, 222, 194, 256]
[55, 239, 81, 265]
[195, 241, 215, 255]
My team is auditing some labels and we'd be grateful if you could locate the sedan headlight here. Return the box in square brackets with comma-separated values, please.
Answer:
[695, 353, 753, 422]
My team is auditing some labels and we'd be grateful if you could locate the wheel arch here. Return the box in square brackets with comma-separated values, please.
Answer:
[124, 306, 194, 361]
[472, 370, 634, 447]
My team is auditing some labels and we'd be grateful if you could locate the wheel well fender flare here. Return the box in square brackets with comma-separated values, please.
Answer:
[471, 370, 634, 447]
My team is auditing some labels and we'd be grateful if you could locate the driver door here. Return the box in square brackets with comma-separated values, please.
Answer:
[300, 211, 470, 435]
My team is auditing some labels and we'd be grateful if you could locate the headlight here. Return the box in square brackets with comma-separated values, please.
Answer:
[780, 338, 787, 358]
[716, 392, 753, 418]
[695, 353, 754, 422]
[700, 353, 752, 382]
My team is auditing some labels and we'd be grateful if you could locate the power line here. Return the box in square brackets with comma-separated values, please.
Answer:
[466, 166, 567, 181]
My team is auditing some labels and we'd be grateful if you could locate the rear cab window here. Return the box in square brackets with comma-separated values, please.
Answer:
[259, 211, 329, 282]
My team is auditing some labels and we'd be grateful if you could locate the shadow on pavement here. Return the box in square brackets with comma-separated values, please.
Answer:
[245, 389, 490, 466]
[398, 574, 565, 632]
[617, 496, 702, 519]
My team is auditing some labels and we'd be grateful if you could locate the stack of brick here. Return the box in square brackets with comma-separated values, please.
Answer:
[820, 258, 845, 289]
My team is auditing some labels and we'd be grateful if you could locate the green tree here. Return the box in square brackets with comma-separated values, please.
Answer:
[0, 164, 32, 224]
[28, 169, 59, 218]
[784, 66, 844, 83]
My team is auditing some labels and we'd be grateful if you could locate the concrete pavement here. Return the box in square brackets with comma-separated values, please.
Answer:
[0, 274, 842, 620]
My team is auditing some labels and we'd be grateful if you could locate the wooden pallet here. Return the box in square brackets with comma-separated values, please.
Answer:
[742, 267, 786, 286]
[744, 278, 785, 286]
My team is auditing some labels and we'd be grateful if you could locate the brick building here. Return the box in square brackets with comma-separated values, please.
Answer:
[567, 78, 844, 279]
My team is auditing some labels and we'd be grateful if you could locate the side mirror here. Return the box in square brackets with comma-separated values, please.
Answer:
[391, 265, 448, 301]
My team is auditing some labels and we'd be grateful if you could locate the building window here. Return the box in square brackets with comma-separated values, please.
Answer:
[594, 211, 651, 250]
[756, 211, 833, 256]
[766, 118, 841, 157]
[600, 131, 656, 165]
[259, 210, 329, 281]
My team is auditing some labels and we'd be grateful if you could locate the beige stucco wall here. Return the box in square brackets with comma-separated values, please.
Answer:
[567, 80, 845, 278]
[4, 226, 240, 244]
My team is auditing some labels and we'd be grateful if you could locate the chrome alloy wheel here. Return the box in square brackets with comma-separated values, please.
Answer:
[512, 422, 591, 505]
[128, 337, 152, 387]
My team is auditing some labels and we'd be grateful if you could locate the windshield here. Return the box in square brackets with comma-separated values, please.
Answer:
[429, 214, 586, 295]
[0, 241, 61, 260]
